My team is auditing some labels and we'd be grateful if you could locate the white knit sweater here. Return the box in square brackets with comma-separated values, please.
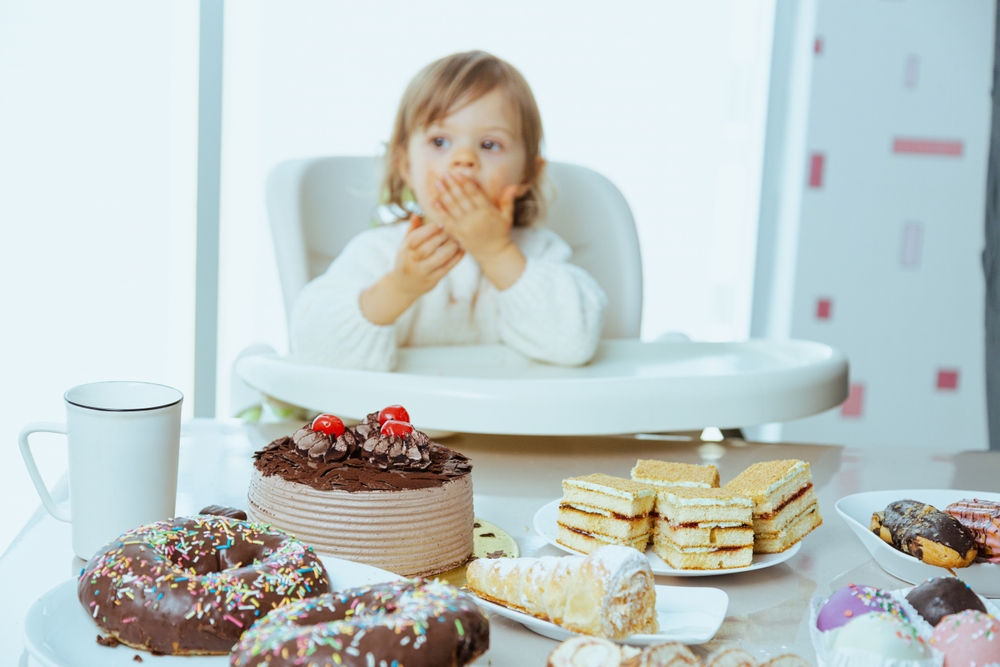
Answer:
[290, 223, 607, 371]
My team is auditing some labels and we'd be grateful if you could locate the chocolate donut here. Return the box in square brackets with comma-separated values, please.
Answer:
[230, 579, 490, 667]
[78, 515, 330, 655]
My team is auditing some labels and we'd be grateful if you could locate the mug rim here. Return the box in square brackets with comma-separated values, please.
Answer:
[64, 381, 184, 413]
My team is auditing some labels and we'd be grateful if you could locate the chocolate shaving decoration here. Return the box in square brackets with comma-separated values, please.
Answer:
[96, 634, 121, 648]
[480, 532, 496, 538]
[133, 656, 144, 663]
[486, 550, 506, 558]
[263, 436, 289, 451]
[254, 423, 471, 492]
[198, 505, 248, 521]
[473, 522, 482, 528]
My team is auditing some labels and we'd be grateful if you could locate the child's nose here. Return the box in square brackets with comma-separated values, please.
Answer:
[449, 147, 479, 172]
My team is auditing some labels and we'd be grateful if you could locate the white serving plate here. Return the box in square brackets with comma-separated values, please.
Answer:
[22, 557, 399, 667]
[472, 584, 728, 645]
[836, 489, 1000, 598]
[534, 499, 802, 576]
[236, 339, 848, 435]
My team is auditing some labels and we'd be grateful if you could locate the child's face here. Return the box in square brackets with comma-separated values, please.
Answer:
[402, 88, 532, 213]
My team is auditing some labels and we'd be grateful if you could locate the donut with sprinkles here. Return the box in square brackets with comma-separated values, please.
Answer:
[78, 515, 330, 655]
[230, 579, 490, 667]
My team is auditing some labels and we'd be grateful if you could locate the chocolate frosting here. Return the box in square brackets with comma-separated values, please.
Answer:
[230, 580, 490, 667]
[198, 505, 247, 521]
[873, 500, 977, 560]
[255, 422, 471, 492]
[905, 577, 986, 626]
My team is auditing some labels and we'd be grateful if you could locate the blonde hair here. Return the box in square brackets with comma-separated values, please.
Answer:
[382, 51, 545, 227]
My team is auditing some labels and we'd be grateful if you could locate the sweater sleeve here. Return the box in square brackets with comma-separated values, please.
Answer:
[289, 228, 401, 371]
[495, 229, 608, 365]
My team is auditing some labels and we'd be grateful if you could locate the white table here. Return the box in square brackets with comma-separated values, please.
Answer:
[5, 419, 998, 666]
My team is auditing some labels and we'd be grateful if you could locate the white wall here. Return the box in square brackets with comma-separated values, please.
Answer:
[777, 0, 995, 448]
[216, 0, 777, 415]
[0, 1, 199, 554]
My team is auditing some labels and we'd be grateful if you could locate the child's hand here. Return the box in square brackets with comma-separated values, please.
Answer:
[359, 215, 464, 326]
[392, 214, 465, 298]
[431, 173, 527, 290]
[431, 172, 519, 260]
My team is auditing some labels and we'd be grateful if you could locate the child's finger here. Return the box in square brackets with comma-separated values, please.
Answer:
[428, 243, 465, 277]
[498, 184, 519, 221]
[423, 237, 463, 271]
[405, 220, 444, 249]
[439, 174, 473, 215]
[455, 174, 491, 209]
[413, 228, 452, 260]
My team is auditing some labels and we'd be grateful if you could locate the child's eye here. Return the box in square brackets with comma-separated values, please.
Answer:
[432, 137, 450, 148]
[482, 140, 501, 151]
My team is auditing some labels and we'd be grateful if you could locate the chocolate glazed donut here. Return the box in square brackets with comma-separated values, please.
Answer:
[78, 515, 330, 655]
[230, 580, 490, 667]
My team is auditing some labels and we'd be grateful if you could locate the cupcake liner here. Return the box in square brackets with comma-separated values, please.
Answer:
[809, 596, 943, 667]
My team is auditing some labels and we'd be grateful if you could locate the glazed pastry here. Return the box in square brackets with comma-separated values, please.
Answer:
[466, 545, 658, 639]
[871, 500, 978, 568]
[705, 648, 757, 667]
[929, 610, 1000, 667]
[945, 498, 1000, 563]
[546, 638, 698, 667]
[78, 515, 329, 655]
[904, 577, 987, 627]
[230, 579, 490, 667]
[816, 584, 907, 631]
[832, 613, 931, 659]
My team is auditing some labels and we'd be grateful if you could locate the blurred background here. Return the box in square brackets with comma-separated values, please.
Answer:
[1, 0, 994, 553]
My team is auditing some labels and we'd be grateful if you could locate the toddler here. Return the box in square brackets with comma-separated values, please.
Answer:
[291, 51, 607, 370]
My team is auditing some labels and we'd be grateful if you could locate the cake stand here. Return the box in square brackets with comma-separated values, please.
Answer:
[235, 339, 848, 435]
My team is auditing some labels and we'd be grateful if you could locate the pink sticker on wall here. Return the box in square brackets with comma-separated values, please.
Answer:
[816, 298, 832, 320]
[901, 222, 923, 268]
[841, 383, 865, 418]
[814, 37, 823, 54]
[904, 55, 920, 88]
[937, 369, 959, 391]
[892, 138, 964, 156]
[809, 153, 825, 188]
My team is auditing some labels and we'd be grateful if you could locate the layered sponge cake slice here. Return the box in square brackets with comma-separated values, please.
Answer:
[724, 459, 822, 553]
[652, 487, 754, 569]
[631, 460, 720, 489]
[558, 474, 656, 554]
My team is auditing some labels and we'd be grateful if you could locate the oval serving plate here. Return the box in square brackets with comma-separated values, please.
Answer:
[471, 584, 728, 645]
[836, 489, 1000, 598]
[534, 498, 801, 577]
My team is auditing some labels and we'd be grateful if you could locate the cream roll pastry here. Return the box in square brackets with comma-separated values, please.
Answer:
[248, 406, 474, 577]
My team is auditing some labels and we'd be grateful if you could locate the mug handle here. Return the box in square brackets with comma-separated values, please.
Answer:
[18, 422, 71, 522]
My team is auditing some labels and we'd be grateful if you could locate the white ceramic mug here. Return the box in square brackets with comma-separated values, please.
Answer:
[19, 381, 183, 560]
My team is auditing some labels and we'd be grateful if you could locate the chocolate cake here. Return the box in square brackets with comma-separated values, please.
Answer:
[247, 411, 474, 577]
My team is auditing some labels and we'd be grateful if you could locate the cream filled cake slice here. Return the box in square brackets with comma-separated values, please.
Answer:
[631, 460, 720, 489]
[652, 487, 754, 569]
[557, 474, 656, 554]
[561, 474, 656, 517]
[724, 459, 823, 553]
